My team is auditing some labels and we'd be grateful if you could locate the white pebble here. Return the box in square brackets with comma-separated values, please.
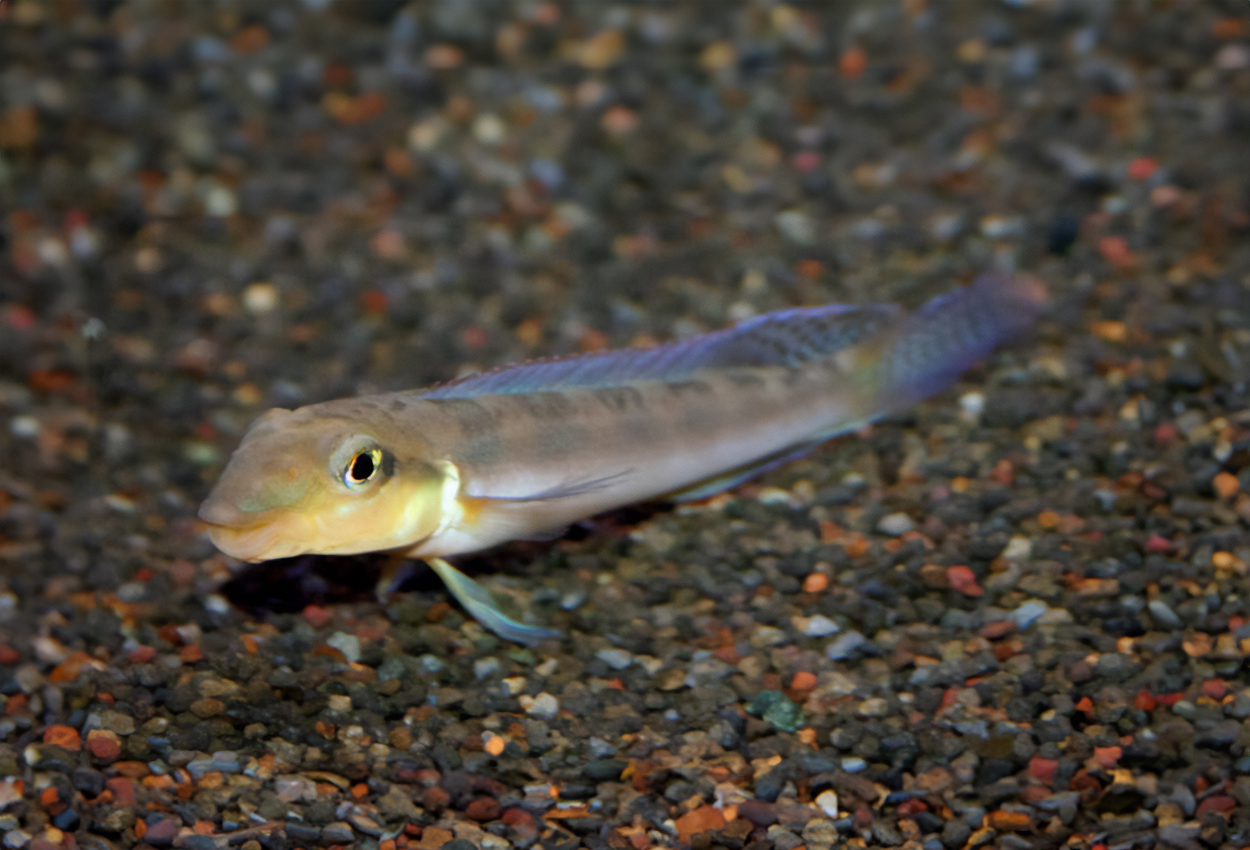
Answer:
[325, 632, 361, 663]
[8, 416, 39, 439]
[596, 649, 633, 670]
[1001, 535, 1033, 561]
[474, 657, 501, 679]
[801, 615, 840, 637]
[815, 789, 839, 818]
[521, 692, 559, 720]
[472, 113, 506, 146]
[242, 282, 280, 315]
[877, 512, 914, 536]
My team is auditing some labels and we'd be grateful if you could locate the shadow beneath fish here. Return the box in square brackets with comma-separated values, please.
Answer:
[219, 501, 671, 616]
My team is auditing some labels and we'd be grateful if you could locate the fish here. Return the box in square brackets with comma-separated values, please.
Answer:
[199, 273, 1046, 643]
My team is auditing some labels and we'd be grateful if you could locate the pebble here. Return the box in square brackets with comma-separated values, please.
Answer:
[595, 648, 633, 670]
[521, 692, 559, 720]
[1009, 600, 1049, 630]
[1148, 600, 1183, 629]
[474, 657, 501, 679]
[242, 282, 280, 315]
[826, 631, 868, 660]
[322, 822, 355, 844]
[325, 632, 361, 663]
[877, 512, 915, 536]
[801, 614, 840, 637]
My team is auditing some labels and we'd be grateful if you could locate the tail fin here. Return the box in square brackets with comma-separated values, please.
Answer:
[875, 273, 1047, 410]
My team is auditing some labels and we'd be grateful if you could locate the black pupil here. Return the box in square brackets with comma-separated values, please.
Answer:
[349, 452, 375, 482]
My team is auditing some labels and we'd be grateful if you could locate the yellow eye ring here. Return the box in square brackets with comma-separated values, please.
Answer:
[344, 448, 383, 488]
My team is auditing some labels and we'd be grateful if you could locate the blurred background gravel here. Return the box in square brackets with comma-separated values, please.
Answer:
[2, 2, 1250, 849]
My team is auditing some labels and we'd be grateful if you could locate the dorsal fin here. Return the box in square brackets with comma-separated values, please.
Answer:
[420, 302, 902, 400]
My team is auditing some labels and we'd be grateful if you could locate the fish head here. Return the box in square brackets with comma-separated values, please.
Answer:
[198, 407, 451, 561]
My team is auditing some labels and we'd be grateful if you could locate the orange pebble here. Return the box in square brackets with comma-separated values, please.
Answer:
[790, 671, 818, 691]
[802, 572, 829, 593]
[43, 724, 81, 751]
[839, 47, 867, 79]
[1213, 471, 1239, 499]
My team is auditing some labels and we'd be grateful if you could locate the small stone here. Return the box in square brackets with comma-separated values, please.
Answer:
[474, 657, 501, 679]
[802, 817, 838, 850]
[674, 805, 725, 842]
[826, 631, 868, 660]
[775, 210, 815, 245]
[465, 796, 501, 821]
[97, 710, 136, 736]
[857, 697, 888, 718]
[814, 789, 839, 817]
[325, 632, 361, 663]
[242, 282, 280, 315]
[801, 615, 839, 637]
[190, 698, 224, 718]
[322, 822, 355, 843]
[877, 512, 914, 536]
[1010, 600, 1048, 629]
[472, 113, 506, 146]
[521, 692, 559, 720]
[746, 690, 805, 732]
[144, 817, 180, 846]
[595, 649, 633, 670]
[2, 830, 30, 849]
[85, 730, 121, 763]
[1148, 600, 1182, 629]
[274, 775, 317, 804]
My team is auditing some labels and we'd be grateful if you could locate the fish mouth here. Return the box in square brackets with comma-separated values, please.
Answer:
[198, 499, 312, 562]
[201, 520, 308, 562]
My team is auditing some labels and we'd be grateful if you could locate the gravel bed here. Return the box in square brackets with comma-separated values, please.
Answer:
[1, 2, 1250, 849]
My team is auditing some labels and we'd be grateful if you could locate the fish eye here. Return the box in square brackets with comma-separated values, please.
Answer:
[344, 448, 383, 488]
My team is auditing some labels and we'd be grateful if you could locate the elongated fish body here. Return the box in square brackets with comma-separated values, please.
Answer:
[199, 274, 1045, 639]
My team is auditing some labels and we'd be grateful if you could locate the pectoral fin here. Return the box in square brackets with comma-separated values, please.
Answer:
[428, 558, 562, 645]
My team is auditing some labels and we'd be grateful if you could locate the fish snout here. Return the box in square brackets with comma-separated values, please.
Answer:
[197, 492, 256, 529]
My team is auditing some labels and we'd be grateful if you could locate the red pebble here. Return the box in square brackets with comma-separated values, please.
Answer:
[105, 777, 136, 807]
[302, 604, 333, 628]
[422, 786, 450, 810]
[1196, 795, 1237, 816]
[1145, 535, 1173, 553]
[1127, 157, 1158, 180]
[1091, 746, 1121, 769]
[1098, 235, 1136, 269]
[465, 796, 501, 822]
[1027, 757, 1058, 785]
[947, 565, 983, 597]
[6, 306, 35, 332]
[792, 151, 821, 173]
[1153, 423, 1177, 445]
[1200, 679, 1229, 700]
[129, 645, 157, 664]
[501, 809, 533, 827]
